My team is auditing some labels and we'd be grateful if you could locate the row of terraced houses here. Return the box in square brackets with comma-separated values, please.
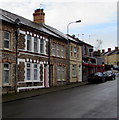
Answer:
[0, 8, 105, 93]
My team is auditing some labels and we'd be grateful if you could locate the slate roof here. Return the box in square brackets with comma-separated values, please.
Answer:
[0, 8, 67, 40]
[67, 34, 93, 47]
[102, 50, 119, 56]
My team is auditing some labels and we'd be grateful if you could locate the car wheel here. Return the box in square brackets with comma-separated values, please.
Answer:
[102, 78, 105, 82]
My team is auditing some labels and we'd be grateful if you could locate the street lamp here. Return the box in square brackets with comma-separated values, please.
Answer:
[67, 20, 81, 35]
[66, 20, 81, 83]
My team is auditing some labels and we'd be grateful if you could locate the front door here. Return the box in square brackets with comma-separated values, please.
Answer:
[78, 65, 82, 82]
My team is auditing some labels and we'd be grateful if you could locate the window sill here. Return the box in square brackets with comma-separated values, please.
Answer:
[3, 84, 11, 87]
[3, 48, 12, 51]
[57, 80, 66, 82]
[24, 80, 43, 82]
[62, 80, 66, 81]
[33, 81, 43, 82]
[57, 79, 61, 81]
[72, 76, 77, 78]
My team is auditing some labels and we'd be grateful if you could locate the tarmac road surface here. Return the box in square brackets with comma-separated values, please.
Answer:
[2, 78, 118, 118]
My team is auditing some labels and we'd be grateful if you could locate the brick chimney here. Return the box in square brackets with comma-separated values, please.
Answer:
[108, 48, 111, 52]
[33, 9, 45, 24]
[102, 49, 105, 53]
[115, 47, 118, 51]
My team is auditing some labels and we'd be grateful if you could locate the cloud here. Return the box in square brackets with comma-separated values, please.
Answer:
[44, 2, 117, 32]
[0, 0, 117, 50]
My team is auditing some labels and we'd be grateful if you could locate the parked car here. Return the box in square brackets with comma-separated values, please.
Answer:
[103, 70, 115, 80]
[113, 66, 119, 71]
[88, 72, 106, 84]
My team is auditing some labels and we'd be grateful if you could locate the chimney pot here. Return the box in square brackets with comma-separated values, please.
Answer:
[115, 47, 118, 51]
[102, 49, 105, 53]
[108, 48, 111, 52]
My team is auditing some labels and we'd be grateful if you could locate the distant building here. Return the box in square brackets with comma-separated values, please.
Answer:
[102, 47, 119, 69]
[93, 50, 105, 72]
[81, 41, 97, 81]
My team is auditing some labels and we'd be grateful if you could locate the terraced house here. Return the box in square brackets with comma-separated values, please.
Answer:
[1, 8, 100, 94]
[102, 47, 119, 68]
[49, 30, 68, 86]
[67, 35, 82, 83]
[0, 8, 68, 93]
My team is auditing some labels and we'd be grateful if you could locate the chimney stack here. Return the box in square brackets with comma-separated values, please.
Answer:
[108, 48, 111, 52]
[115, 47, 118, 51]
[33, 8, 45, 24]
[102, 49, 105, 53]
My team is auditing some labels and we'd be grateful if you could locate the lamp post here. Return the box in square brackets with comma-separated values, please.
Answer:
[66, 20, 81, 83]
[15, 18, 20, 93]
[67, 20, 81, 35]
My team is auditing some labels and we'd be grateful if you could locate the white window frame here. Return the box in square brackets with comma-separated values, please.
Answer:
[3, 63, 10, 85]
[34, 37, 38, 53]
[40, 39, 44, 53]
[26, 63, 32, 81]
[25, 62, 40, 82]
[27, 35, 32, 51]
[4, 31, 10, 49]
[34, 63, 38, 81]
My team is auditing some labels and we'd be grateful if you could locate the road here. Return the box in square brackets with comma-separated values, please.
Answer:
[2, 78, 118, 118]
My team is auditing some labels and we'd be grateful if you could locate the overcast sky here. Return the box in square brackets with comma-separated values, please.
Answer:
[0, 0, 118, 51]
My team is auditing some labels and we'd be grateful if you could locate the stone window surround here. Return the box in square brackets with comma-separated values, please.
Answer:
[3, 63, 11, 86]
[57, 66, 66, 81]
[72, 64, 77, 77]
[51, 42, 65, 58]
[70, 45, 81, 59]
[3, 31, 10, 49]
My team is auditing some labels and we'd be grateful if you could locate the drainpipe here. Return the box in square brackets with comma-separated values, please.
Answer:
[48, 36, 51, 87]
[15, 18, 20, 93]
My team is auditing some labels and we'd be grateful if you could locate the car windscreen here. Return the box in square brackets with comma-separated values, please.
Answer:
[94, 72, 103, 76]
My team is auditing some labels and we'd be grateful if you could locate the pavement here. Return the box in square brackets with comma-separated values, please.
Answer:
[2, 82, 88, 103]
